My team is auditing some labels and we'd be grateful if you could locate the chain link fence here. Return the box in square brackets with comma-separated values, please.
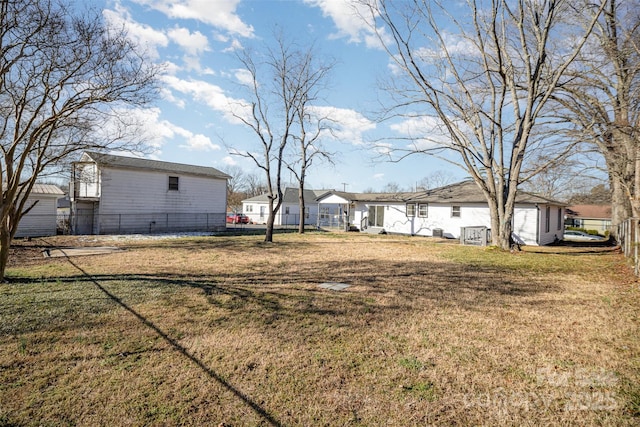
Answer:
[70, 212, 227, 235]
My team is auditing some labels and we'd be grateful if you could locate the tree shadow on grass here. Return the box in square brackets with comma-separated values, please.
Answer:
[60, 256, 283, 427]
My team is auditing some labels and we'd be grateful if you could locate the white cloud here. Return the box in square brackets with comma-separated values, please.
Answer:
[103, 5, 168, 59]
[415, 32, 479, 61]
[304, 0, 388, 49]
[161, 75, 252, 123]
[233, 69, 254, 86]
[103, 107, 219, 152]
[132, 0, 254, 38]
[222, 156, 237, 166]
[309, 106, 376, 145]
[178, 132, 220, 152]
[390, 116, 451, 151]
[167, 26, 210, 56]
[373, 173, 384, 180]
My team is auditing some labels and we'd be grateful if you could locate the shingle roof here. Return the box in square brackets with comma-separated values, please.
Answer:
[81, 151, 230, 180]
[409, 180, 564, 205]
[243, 187, 333, 204]
[565, 204, 611, 219]
[318, 180, 565, 205]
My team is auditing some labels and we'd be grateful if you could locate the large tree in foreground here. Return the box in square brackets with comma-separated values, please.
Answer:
[552, 0, 640, 236]
[0, 0, 158, 281]
[363, 0, 605, 249]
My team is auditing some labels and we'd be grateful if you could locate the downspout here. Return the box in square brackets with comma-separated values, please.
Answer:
[535, 204, 540, 245]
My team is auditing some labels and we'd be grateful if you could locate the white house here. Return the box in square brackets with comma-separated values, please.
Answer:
[70, 151, 230, 235]
[16, 184, 65, 238]
[242, 187, 341, 226]
[316, 180, 566, 246]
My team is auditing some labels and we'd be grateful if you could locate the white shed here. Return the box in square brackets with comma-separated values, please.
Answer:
[16, 184, 65, 238]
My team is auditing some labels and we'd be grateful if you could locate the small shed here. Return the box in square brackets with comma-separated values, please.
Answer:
[16, 184, 65, 238]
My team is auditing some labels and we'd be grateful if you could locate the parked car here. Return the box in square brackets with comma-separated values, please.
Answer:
[226, 213, 249, 224]
[562, 230, 606, 242]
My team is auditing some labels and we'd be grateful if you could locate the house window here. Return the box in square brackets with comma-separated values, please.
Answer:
[545, 206, 551, 233]
[406, 203, 415, 217]
[451, 206, 461, 217]
[285, 207, 290, 215]
[557, 208, 562, 231]
[168, 176, 179, 191]
[246, 205, 253, 213]
[305, 207, 310, 219]
[368, 205, 384, 227]
[418, 203, 428, 217]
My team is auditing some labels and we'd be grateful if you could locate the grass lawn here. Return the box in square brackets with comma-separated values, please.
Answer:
[1, 232, 639, 426]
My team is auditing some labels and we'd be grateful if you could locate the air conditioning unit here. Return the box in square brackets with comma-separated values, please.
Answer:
[433, 228, 443, 238]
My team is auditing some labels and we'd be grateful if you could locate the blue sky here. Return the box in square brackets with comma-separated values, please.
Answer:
[97, 0, 467, 192]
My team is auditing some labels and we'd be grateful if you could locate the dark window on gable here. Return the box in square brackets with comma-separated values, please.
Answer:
[451, 206, 461, 217]
[168, 176, 179, 191]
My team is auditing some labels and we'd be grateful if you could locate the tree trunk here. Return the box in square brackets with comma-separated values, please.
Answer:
[0, 228, 10, 282]
[298, 186, 305, 234]
[610, 176, 633, 238]
[265, 197, 275, 242]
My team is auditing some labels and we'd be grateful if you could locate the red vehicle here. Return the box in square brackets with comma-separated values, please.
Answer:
[226, 213, 249, 224]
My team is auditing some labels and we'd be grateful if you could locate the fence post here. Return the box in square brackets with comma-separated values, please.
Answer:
[633, 218, 640, 276]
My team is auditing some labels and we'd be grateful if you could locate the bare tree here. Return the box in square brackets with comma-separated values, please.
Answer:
[0, 0, 158, 281]
[362, 0, 605, 249]
[285, 49, 336, 233]
[244, 172, 268, 198]
[230, 35, 335, 240]
[222, 165, 247, 212]
[416, 170, 456, 191]
[551, 0, 639, 236]
[381, 182, 403, 193]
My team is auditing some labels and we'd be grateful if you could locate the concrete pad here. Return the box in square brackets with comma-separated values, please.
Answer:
[318, 282, 351, 291]
[43, 247, 123, 258]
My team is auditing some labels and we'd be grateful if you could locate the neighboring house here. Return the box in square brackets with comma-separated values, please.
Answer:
[565, 204, 612, 235]
[70, 151, 230, 235]
[316, 180, 566, 246]
[16, 184, 65, 238]
[242, 187, 340, 226]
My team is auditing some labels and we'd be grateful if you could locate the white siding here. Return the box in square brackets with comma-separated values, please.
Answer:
[93, 167, 227, 234]
[99, 167, 226, 214]
[16, 196, 59, 237]
[367, 201, 555, 246]
[361, 202, 492, 239]
[537, 205, 564, 245]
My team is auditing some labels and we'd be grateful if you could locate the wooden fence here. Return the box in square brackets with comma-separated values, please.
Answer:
[618, 218, 640, 276]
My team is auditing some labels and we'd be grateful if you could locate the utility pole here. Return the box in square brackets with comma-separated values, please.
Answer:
[341, 182, 348, 192]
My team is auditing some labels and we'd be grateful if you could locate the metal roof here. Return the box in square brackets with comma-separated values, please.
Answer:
[31, 184, 65, 196]
[81, 151, 230, 180]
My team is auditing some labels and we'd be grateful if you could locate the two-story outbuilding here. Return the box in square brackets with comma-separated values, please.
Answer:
[70, 151, 229, 235]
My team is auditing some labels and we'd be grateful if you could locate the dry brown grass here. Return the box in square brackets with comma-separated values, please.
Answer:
[1, 232, 639, 426]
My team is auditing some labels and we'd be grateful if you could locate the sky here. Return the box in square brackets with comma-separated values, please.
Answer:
[93, 0, 467, 193]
